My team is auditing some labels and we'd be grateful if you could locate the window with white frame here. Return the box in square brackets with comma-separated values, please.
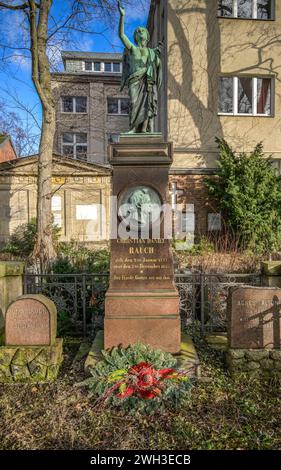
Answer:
[83, 61, 121, 73]
[218, 0, 274, 19]
[61, 133, 88, 160]
[61, 96, 87, 113]
[218, 76, 273, 116]
[107, 97, 129, 115]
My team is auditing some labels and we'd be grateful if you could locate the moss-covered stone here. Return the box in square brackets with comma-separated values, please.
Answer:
[226, 348, 281, 379]
[274, 361, 281, 371]
[10, 364, 30, 381]
[260, 359, 275, 370]
[270, 350, 281, 361]
[0, 338, 63, 383]
[245, 350, 269, 361]
[262, 261, 281, 276]
[11, 349, 28, 366]
[246, 361, 260, 371]
[204, 334, 228, 351]
[228, 349, 245, 359]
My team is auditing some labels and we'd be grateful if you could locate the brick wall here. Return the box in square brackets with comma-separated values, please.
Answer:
[169, 174, 218, 237]
[0, 141, 17, 163]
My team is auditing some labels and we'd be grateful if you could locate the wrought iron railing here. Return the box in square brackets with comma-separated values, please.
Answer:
[23, 271, 261, 336]
[175, 271, 261, 334]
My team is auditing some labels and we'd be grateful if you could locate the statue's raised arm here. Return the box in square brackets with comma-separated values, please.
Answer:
[118, 0, 133, 50]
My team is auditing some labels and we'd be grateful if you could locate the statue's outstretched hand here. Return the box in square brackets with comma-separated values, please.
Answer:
[118, 0, 125, 16]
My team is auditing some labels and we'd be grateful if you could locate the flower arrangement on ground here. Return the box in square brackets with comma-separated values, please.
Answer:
[79, 343, 192, 412]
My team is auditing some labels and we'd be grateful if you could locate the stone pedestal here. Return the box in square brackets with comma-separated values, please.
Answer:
[226, 348, 281, 379]
[0, 261, 24, 344]
[262, 261, 281, 288]
[0, 339, 63, 383]
[0, 294, 63, 382]
[104, 134, 181, 353]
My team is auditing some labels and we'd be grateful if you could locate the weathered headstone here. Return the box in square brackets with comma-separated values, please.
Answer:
[228, 286, 281, 349]
[5, 294, 57, 346]
[0, 294, 63, 383]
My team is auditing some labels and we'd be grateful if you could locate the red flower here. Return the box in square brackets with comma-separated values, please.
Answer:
[129, 362, 152, 374]
[117, 385, 135, 399]
[108, 361, 182, 401]
[139, 389, 159, 400]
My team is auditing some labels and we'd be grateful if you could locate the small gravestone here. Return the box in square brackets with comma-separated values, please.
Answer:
[0, 294, 63, 383]
[228, 286, 281, 349]
[5, 295, 57, 346]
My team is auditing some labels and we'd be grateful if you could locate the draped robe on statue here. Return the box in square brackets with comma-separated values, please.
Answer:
[121, 46, 162, 132]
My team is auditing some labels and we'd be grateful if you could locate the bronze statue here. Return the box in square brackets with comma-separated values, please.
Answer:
[118, 0, 162, 133]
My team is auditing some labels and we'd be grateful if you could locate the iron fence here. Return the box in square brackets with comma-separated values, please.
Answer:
[23, 271, 261, 336]
[23, 273, 109, 336]
[175, 271, 261, 334]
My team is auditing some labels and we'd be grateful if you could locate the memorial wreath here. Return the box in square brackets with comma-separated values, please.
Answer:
[79, 343, 192, 412]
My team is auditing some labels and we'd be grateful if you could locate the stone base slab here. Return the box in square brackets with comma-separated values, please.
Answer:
[105, 290, 179, 317]
[226, 348, 281, 379]
[85, 330, 200, 378]
[104, 317, 181, 353]
[0, 338, 63, 383]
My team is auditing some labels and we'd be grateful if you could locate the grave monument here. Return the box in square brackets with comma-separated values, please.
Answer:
[103, 2, 181, 353]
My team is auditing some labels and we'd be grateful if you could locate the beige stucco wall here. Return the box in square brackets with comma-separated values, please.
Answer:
[0, 158, 111, 245]
[150, 0, 281, 169]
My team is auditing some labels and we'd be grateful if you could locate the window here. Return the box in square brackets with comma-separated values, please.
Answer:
[61, 96, 87, 113]
[113, 62, 121, 73]
[62, 133, 87, 161]
[219, 76, 272, 116]
[104, 62, 112, 72]
[83, 60, 122, 73]
[218, 0, 274, 19]
[107, 97, 129, 115]
[84, 61, 92, 71]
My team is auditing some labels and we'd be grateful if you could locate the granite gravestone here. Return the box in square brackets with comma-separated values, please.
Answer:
[228, 286, 281, 349]
[5, 294, 57, 346]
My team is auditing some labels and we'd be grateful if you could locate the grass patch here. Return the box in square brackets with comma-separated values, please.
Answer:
[0, 334, 280, 450]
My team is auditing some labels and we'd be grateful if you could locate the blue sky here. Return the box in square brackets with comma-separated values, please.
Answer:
[0, 1, 149, 151]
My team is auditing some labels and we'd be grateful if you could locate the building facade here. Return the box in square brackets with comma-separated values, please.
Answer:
[148, 0, 281, 235]
[0, 156, 111, 245]
[51, 52, 129, 165]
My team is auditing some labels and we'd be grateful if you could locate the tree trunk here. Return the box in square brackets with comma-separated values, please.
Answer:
[32, 105, 56, 273]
